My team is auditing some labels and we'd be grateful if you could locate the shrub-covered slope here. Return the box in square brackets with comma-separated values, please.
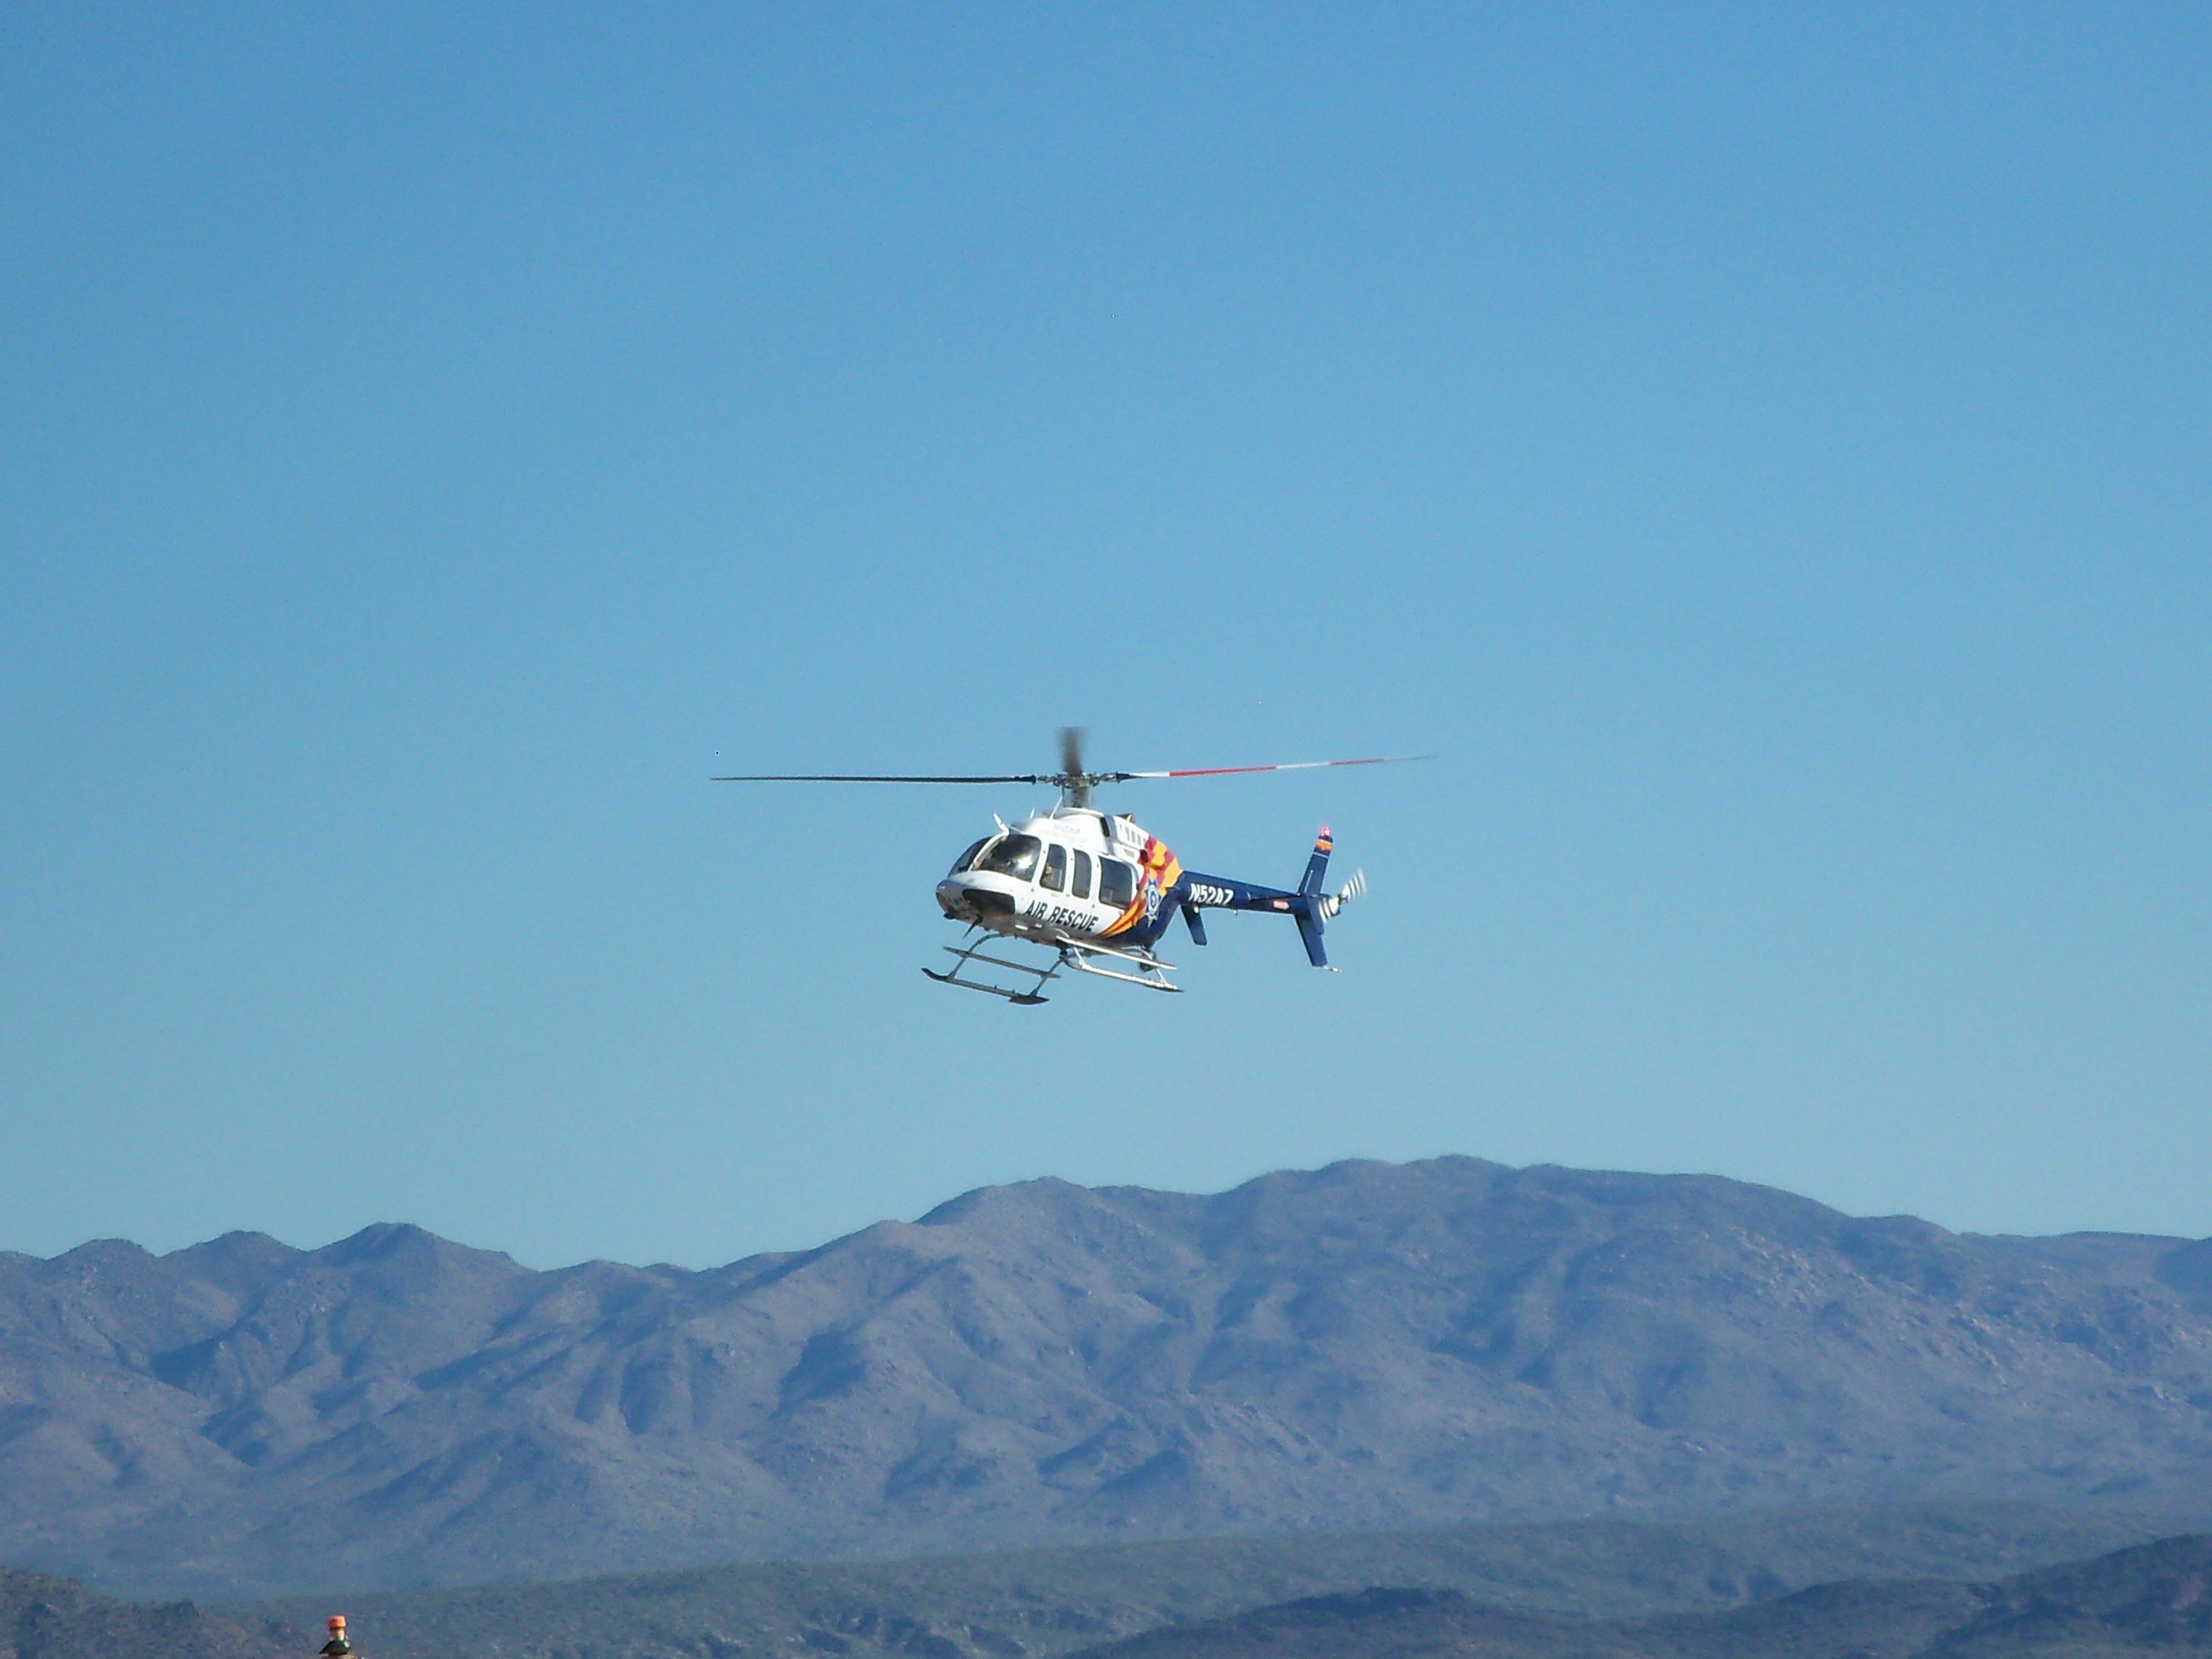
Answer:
[254, 1502, 2176, 1659]
[1067, 1533, 2212, 1659]
[0, 1563, 297, 1659]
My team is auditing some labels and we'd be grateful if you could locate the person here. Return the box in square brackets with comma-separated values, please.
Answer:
[319, 1616, 352, 1658]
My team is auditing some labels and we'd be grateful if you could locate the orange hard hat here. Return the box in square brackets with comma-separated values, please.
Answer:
[328, 1617, 347, 1629]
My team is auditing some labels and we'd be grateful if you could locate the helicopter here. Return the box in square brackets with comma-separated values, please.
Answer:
[715, 730, 1430, 1003]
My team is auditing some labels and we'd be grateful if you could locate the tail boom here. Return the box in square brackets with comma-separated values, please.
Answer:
[1179, 826, 1364, 971]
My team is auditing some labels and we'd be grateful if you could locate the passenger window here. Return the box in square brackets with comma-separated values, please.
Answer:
[1098, 859, 1137, 907]
[1071, 851, 1093, 899]
[1040, 844, 1068, 892]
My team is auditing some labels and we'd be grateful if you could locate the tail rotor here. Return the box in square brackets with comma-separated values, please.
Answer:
[1317, 868, 1366, 921]
[1292, 831, 1366, 970]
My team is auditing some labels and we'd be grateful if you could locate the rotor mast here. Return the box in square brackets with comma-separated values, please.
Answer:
[1057, 726, 1123, 809]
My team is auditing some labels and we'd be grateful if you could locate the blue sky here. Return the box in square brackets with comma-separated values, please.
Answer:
[2, 4, 2205, 1268]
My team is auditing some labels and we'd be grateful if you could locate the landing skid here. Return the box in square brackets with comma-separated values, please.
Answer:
[924, 939, 1059, 1003]
[924, 933, 1182, 1003]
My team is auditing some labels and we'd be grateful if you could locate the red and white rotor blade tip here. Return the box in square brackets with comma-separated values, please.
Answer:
[1123, 754, 1435, 780]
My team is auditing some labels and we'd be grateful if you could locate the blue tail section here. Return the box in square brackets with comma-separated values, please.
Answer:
[1180, 825, 1343, 969]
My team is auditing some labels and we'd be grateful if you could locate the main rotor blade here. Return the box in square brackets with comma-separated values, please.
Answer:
[1119, 753, 1437, 780]
[711, 753, 1434, 787]
[711, 773, 1050, 784]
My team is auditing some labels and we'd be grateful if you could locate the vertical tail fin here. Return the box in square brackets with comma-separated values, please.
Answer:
[1296, 826, 1335, 968]
[1299, 826, 1333, 896]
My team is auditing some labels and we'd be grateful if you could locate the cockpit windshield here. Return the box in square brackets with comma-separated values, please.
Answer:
[976, 833, 1042, 881]
[949, 837, 994, 876]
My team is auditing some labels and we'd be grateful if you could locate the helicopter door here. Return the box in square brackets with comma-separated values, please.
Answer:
[1039, 844, 1068, 892]
[1070, 851, 1093, 900]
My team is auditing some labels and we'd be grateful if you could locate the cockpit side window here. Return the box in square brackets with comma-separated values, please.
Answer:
[1098, 858, 1137, 907]
[1071, 850, 1093, 899]
[977, 834, 1042, 881]
[1039, 843, 1068, 892]
[950, 837, 993, 876]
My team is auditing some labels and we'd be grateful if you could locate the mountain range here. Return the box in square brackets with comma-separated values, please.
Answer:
[5, 1156, 2212, 1598]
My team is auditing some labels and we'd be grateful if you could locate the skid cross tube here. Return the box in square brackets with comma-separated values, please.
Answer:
[1058, 948, 1181, 993]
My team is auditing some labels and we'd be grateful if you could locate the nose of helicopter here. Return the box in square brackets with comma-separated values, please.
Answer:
[938, 876, 1015, 922]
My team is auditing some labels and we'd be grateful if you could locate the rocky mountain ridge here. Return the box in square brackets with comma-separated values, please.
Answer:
[5, 1157, 2212, 1597]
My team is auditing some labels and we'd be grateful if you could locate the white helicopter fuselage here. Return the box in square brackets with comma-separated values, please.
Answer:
[935, 805, 1183, 948]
